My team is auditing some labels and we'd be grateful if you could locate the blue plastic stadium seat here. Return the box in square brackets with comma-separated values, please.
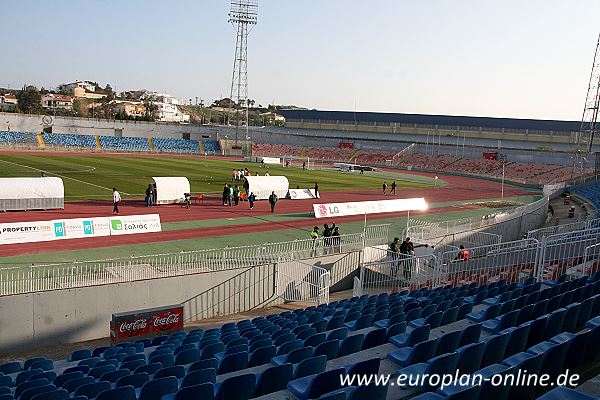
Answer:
[30, 388, 70, 400]
[100, 369, 130, 383]
[74, 381, 111, 399]
[481, 332, 510, 367]
[389, 324, 430, 348]
[62, 376, 95, 393]
[434, 331, 462, 355]
[96, 386, 137, 400]
[255, 363, 294, 396]
[288, 367, 346, 400]
[388, 338, 437, 367]
[154, 366, 185, 379]
[397, 352, 460, 392]
[166, 383, 214, 400]
[21, 383, 57, 400]
[214, 373, 255, 400]
[137, 376, 178, 400]
[537, 387, 598, 400]
[0, 361, 22, 374]
[293, 355, 328, 379]
[362, 328, 387, 349]
[466, 303, 501, 323]
[482, 309, 519, 334]
[116, 372, 150, 389]
[188, 359, 218, 372]
[181, 368, 216, 388]
[54, 372, 84, 388]
[218, 351, 248, 374]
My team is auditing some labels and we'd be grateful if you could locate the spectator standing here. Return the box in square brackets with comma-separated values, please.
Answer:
[152, 184, 157, 206]
[248, 192, 256, 210]
[382, 182, 387, 195]
[389, 237, 401, 276]
[268, 191, 278, 213]
[228, 185, 234, 206]
[314, 183, 319, 198]
[455, 245, 470, 261]
[400, 237, 414, 280]
[145, 184, 153, 207]
[323, 223, 332, 254]
[310, 226, 319, 256]
[112, 188, 121, 215]
[232, 169, 238, 181]
[233, 185, 240, 206]
[265, 171, 270, 176]
[391, 181, 397, 195]
[332, 226, 341, 253]
[303, 162, 306, 170]
[222, 184, 229, 206]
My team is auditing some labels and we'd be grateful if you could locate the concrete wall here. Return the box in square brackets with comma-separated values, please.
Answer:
[0, 266, 249, 354]
[0, 250, 365, 355]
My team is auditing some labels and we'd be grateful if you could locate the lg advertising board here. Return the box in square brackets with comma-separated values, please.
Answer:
[313, 198, 428, 218]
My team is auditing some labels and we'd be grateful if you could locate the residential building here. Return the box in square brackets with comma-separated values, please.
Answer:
[42, 94, 73, 111]
[112, 101, 146, 117]
[143, 92, 190, 123]
[260, 111, 285, 123]
[0, 93, 17, 111]
[58, 81, 96, 93]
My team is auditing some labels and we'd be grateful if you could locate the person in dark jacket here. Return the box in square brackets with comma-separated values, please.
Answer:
[233, 185, 240, 206]
[268, 191, 278, 213]
[390, 237, 401, 276]
[145, 184, 153, 207]
[152, 184, 157, 206]
[222, 184, 229, 206]
[248, 192, 256, 210]
[331, 226, 341, 253]
[323, 223, 332, 254]
[314, 183, 319, 198]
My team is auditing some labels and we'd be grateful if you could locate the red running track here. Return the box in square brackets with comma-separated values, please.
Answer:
[0, 171, 532, 257]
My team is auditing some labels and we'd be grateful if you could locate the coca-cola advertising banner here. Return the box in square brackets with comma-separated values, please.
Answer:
[110, 304, 183, 344]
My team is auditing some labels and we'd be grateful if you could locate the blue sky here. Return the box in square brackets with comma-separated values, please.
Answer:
[2, 0, 599, 120]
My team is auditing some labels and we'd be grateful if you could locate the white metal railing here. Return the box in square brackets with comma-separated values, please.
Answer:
[355, 254, 437, 296]
[537, 227, 600, 281]
[276, 259, 330, 305]
[527, 217, 600, 240]
[0, 230, 378, 296]
[579, 243, 600, 278]
[408, 196, 549, 243]
[437, 239, 540, 287]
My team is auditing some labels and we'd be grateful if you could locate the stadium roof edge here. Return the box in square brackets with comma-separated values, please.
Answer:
[279, 108, 581, 132]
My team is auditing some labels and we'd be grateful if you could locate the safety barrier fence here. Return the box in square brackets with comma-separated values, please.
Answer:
[354, 225, 600, 296]
[0, 228, 387, 296]
[527, 217, 600, 240]
[408, 196, 549, 244]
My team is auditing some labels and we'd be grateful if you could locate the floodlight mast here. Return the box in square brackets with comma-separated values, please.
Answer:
[227, 0, 258, 148]
[576, 33, 600, 176]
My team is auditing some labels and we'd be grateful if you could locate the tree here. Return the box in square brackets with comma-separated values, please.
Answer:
[104, 84, 115, 101]
[73, 98, 89, 117]
[17, 86, 42, 113]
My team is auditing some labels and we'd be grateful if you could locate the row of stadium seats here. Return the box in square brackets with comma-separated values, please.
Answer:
[0, 131, 38, 146]
[2, 274, 599, 400]
[570, 181, 600, 210]
[152, 138, 200, 154]
[42, 133, 96, 148]
[99, 136, 150, 152]
[393, 154, 591, 184]
[202, 140, 220, 154]
[0, 131, 221, 155]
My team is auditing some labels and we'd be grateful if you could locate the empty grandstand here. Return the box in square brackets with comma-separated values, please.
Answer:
[42, 133, 97, 149]
[99, 136, 151, 152]
[152, 138, 200, 154]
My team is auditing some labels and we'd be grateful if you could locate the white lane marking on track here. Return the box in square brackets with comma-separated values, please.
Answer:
[0, 159, 130, 195]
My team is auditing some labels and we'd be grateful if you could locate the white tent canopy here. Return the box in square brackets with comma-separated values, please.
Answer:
[152, 177, 191, 204]
[0, 177, 64, 211]
[244, 175, 289, 200]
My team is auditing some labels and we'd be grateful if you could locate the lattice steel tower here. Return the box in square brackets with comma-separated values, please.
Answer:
[228, 0, 258, 145]
[577, 33, 600, 155]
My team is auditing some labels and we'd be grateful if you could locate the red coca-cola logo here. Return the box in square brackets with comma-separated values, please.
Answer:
[118, 318, 150, 337]
[318, 204, 328, 217]
[152, 309, 183, 333]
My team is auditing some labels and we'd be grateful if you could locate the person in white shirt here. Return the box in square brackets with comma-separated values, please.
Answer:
[112, 188, 121, 214]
